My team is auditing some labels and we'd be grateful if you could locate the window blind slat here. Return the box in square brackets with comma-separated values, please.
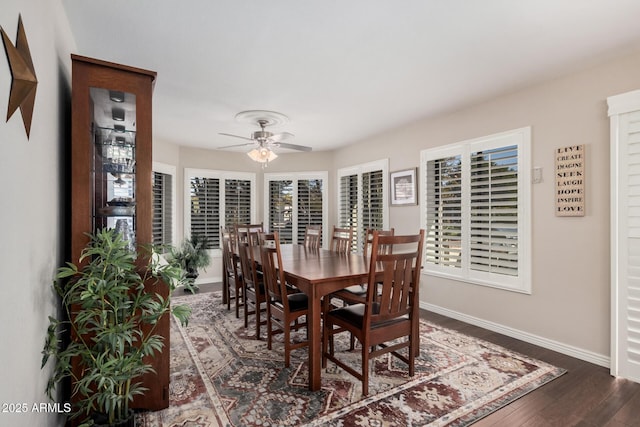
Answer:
[269, 180, 293, 243]
[187, 174, 253, 249]
[152, 171, 173, 247]
[426, 155, 463, 268]
[470, 144, 519, 276]
[266, 176, 325, 245]
[225, 179, 252, 228]
[297, 179, 323, 244]
[190, 177, 220, 248]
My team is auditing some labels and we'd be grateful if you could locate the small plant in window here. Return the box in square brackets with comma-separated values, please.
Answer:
[170, 233, 211, 293]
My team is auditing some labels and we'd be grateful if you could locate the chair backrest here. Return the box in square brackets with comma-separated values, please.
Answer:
[303, 225, 322, 250]
[235, 223, 263, 247]
[329, 226, 353, 254]
[364, 230, 425, 327]
[236, 223, 264, 232]
[236, 229, 261, 293]
[220, 227, 238, 278]
[363, 228, 395, 257]
[259, 231, 289, 308]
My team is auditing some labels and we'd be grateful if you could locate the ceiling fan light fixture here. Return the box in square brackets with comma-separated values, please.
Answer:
[247, 147, 277, 163]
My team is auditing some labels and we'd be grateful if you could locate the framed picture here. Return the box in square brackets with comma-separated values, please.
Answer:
[390, 168, 417, 206]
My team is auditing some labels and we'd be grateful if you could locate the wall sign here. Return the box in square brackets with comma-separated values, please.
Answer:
[555, 144, 585, 216]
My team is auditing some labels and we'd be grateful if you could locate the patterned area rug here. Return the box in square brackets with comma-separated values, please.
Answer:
[137, 292, 565, 426]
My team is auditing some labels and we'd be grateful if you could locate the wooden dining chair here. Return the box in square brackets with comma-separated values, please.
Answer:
[329, 226, 353, 254]
[335, 228, 396, 305]
[322, 229, 425, 396]
[303, 225, 322, 250]
[259, 231, 309, 367]
[221, 226, 243, 318]
[236, 229, 267, 340]
[327, 228, 395, 350]
[364, 228, 395, 257]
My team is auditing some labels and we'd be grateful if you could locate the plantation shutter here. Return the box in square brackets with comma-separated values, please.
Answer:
[338, 162, 388, 253]
[339, 174, 358, 231]
[469, 145, 519, 276]
[361, 170, 384, 251]
[225, 179, 252, 228]
[269, 180, 294, 243]
[608, 92, 640, 382]
[421, 127, 530, 292]
[190, 177, 219, 249]
[264, 174, 326, 245]
[152, 171, 172, 246]
[425, 156, 463, 269]
[297, 179, 323, 244]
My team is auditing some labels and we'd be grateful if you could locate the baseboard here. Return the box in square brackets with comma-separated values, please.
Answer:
[195, 275, 221, 285]
[420, 301, 610, 368]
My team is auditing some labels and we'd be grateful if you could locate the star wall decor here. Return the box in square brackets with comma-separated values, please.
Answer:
[1, 14, 37, 139]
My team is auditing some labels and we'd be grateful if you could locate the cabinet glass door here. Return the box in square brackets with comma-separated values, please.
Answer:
[90, 87, 137, 250]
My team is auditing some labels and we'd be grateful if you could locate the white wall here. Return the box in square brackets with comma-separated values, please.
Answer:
[0, 1, 75, 426]
[333, 48, 640, 365]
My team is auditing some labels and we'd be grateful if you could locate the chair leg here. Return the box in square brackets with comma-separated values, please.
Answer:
[235, 288, 240, 318]
[322, 319, 329, 369]
[362, 344, 369, 396]
[244, 299, 249, 328]
[284, 322, 290, 368]
[329, 326, 335, 358]
[409, 337, 415, 376]
[255, 306, 261, 340]
[322, 297, 335, 368]
[266, 311, 273, 350]
[235, 284, 242, 319]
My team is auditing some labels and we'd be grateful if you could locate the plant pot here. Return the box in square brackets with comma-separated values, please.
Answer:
[92, 409, 135, 427]
[186, 268, 199, 279]
[184, 269, 199, 293]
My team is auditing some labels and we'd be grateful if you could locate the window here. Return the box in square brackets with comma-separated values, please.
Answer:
[152, 163, 176, 248]
[264, 172, 328, 245]
[185, 169, 256, 250]
[337, 159, 389, 252]
[420, 127, 531, 293]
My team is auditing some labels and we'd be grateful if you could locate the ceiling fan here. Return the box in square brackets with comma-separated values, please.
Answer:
[218, 111, 312, 164]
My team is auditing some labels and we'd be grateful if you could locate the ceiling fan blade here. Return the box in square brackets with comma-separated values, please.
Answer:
[217, 142, 255, 149]
[219, 132, 255, 142]
[276, 142, 313, 152]
[269, 132, 295, 143]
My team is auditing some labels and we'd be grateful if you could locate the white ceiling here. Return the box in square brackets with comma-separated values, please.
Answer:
[61, 0, 640, 153]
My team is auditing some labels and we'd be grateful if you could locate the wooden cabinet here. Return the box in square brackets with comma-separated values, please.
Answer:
[70, 54, 169, 410]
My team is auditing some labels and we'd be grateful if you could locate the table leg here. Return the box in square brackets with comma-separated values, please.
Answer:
[308, 292, 322, 391]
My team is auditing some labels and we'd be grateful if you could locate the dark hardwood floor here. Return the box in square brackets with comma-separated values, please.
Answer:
[187, 282, 640, 426]
[423, 310, 640, 427]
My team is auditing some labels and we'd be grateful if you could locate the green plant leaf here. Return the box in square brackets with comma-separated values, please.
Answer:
[42, 228, 192, 421]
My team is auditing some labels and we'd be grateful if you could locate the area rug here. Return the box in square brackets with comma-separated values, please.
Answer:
[137, 291, 565, 426]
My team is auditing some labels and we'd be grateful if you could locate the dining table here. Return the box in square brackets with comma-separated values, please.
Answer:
[257, 244, 420, 392]
[276, 245, 369, 391]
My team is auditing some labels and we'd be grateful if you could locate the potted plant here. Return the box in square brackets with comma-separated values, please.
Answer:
[170, 233, 211, 293]
[41, 228, 191, 426]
